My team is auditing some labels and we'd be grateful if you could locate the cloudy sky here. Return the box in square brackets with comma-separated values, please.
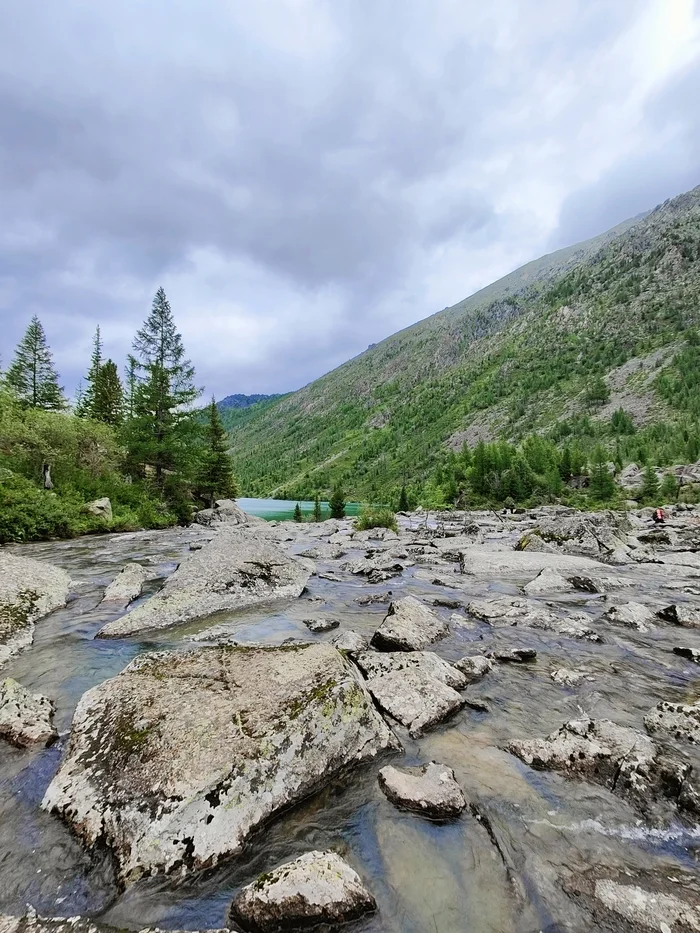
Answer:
[1, 0, 699, 400]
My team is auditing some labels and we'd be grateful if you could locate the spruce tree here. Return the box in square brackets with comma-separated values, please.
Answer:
[76, 326, 102, 417]
[398, 485, 409, 511]
[197, 397, 237, 507]
[7, 316, 65, 410]
[329, 484, 345, 519]
[124, 354, 139, 420]
[127, 288, 200, 484]
[313, 492, 322, 522]
[640, 463, 660, 502]
[92, 360, 124, 425]
[293, 502, 303, 522]
[660, 472, 679, 502]
[589, 445, 615, 500]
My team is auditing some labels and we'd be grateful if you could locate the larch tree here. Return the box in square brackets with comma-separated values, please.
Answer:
[198, 397, 237, 507]
[6, 316, 65, 410]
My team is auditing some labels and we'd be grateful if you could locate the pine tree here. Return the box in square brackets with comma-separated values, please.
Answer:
[398, 485, 409, 511]
[329, 484, 345, 519]
[76, 326, 102, 417]
[127, 288, 200, 484]
[92, 360, 124, 425]
[197, 398, 237, 507]
[589, 445, 615, 500]
[640, 463, 660, 502]
[313, 492, 322, 522]
[124, 354, 139, 420]
[293, 502, 303, 522]
[7, 316, 65, 410]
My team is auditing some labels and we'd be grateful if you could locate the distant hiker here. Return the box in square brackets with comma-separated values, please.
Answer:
[652, 507, 665, 524]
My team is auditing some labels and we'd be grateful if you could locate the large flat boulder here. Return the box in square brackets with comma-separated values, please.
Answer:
[101, 563, 150, 604]
[229, 851, 376, 932]
[97, 526, 313, 638]
[467, 597, 600, 641]
[353, 650, 468, 690]
[364, 666, 464, 738]
[0, 552, 71, 667]
[371, 596, 449, 651]
[378, 761, 466, 819]
[0, 678, 57, 748]
[42, 644, 399, 885]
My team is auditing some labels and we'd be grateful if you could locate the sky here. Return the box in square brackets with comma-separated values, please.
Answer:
[1, 0, 699, 401]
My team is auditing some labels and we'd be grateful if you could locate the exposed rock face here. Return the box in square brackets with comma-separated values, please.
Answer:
[467, 597, 600, 641]
[0, 915, 227, 933]
[453, 655, 493, 683]
[353, 650, 468, 690]
[85, 497, 112, 522]
[594, 879, 700, 932]
[604, 601, 656, 632]
[370, 596, 449, 651]
[0, 552, 71, 667]
[0, 678, 57, 748]
[97, 527, 313, 638]
[331, 630, 370, 654]
[522, 567, 574, 595]
[303, 618, 339, 634]
[645, 700, 700, 744]
[193, 498, 264, 526]
[229, 851, 376, 932]
[42, 644, 399, 885]
[657, 604, 700, 628]
[378, 762, 466, 819]
[102, 563, 150, 604]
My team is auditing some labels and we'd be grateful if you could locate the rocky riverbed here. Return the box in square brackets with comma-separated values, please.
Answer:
[1, 503, 700, 933]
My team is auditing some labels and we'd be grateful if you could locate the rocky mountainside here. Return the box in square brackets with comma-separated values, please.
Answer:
[217, 393, 282, 411]
[228, 186, 700, 501]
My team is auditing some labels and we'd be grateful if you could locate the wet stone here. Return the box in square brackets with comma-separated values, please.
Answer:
[453, 655, 494, 683]
[491, 648, 537, 664]
[0, 914, 228, 933]
[0, 678, 57, 748]
[550, 668, 592, 687]
[229, 851, 376, 933]
[371, 596, 449, 652]
[657, 604, 700, 628]
[645, 700, 700, 744]
[102, 562, 150, 604]
[378, 761, 467, 819]
[364, 666, 464, 738]
[594, 879, 700, 932]
[303, 618, 340, 633]
[674, 646, 700, 664]
[604, 601, 656, 632]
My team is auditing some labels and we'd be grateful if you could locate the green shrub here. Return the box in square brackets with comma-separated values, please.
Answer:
[0, 473, 76, 542]
[355, 507, 398, 533]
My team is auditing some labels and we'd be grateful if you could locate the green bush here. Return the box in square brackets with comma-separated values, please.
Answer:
[355, 507, 398, 533]
[0, 472, 77, 542]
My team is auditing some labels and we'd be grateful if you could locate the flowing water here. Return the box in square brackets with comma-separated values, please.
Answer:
[1, 510, 700, 931]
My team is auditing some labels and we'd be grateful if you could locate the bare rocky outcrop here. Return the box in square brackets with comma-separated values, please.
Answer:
[522, 567, 575, 595]
[229, 851, 376, 932]
[0, 552, 71, 667]
[371, 596, 449, 651]
[378, 761, 466, 819]
[527, 510, 631, 559]
[101, 563, 150, 605]
[96, 527, 313, 638]
[42, 644, 399, 885]
[0, 678, 57, 748]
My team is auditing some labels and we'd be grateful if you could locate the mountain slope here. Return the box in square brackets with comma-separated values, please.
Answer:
[218, 393, 282, 411]
[228, 186, 700, 501]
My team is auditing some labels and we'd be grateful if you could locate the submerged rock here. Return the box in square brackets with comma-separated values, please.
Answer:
[645, 700, 700, 744]
[229, 851, 376, 932]
[42, 644, 399, 885]
[453, 655, 494, 683]
[371, 596, 449, 651]
[363, 666, 464, 738]
[96, 527, 312, 638]
[0, 552, 71, 667]
[102, 563, 150, 604]
[0, 678, 57, 748]
[604, 601, 656, 632]
[378, 761, 466, 819]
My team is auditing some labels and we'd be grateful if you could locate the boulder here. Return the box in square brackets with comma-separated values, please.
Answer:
[303, 618, 339, 634]
[353, 650, 468, 690]
[0, 914, 226, 933]
[85, 497, 112, 522]
[0, 552, 71, 667]
[102, 563, 150, 604]
[453, 655, 493, 683]
[450, 548, 601, 576]
[657, 604, 700, 628]
[42, 644, 399, 885]
[378, 762, 466, 819]
[467, 597, 600, 641]
[645, 700, 700, 744]
[617, 463, 643, 489]
[229, 851, 376, 932]
[331, 630, 370, 654]
[594, 879, 700, 932]
[371, 596, 449, 651]
[528, 510, 630, 558]
[491, 648, 537, 664]
[522, 567, 574, 595]
[0, 678, 57, 748]
[674, 646, 700, 664]
[194, 499, 263, 526]
[604, 601, 656, 632]
[97, 527, 313, 638]
[363, 666, 464, 738]
[550, 668, 591, 687]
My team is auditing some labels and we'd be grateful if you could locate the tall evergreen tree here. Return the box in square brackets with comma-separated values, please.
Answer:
[589, 445, 615, 500]
[124, 354, 139, 420]
[398, 485, 409, 511]
[198, 397, 237, 507]
[329, 484, 345, 519]
[293, 502, 303, 522]
[7, 316, 65, 410]
[92, 360, 124, 425]
[313, 492, 322, 522]
[640, 463, 660, 502]
[76, 326, 103, 417]
[127, 288, 200, 484]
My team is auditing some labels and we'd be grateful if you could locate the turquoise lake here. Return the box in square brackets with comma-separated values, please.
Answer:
[238, 497, 361, 522]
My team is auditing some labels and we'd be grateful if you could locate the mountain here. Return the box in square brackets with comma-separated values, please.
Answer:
[227, 186, 700, 502]
[218, 393, 282, 410]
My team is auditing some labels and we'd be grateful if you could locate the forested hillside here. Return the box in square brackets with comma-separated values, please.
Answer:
[227, 186, 700, 506]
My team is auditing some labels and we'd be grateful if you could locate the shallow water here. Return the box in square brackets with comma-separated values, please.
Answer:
[2, 517, 700, 931]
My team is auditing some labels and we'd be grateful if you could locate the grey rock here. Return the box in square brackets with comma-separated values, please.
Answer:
[0, 552, 71, 667]
[453, 655, 494, 683]
[675, 646, 700, 663]
[85, 497, 112, 522]
[230, 851, 376, 932]
[194, 498, 264, 526]
[522, 567, 574, 595]
[303, 617, 340, 633]
[355, 592, 392, 606]
[364, 666, 464, 738]
[96, 527, 312, 638]
[354, 650, 468, 690]
[0, 678, 57, 748]
[550, 668, 592, 687]
[491, 648, 537, 663]
[102, 563, 150, 604]
[467, 597, 600, 641]
[604, 601, 656, 632]
[331, 630, 371, 654]
[0, 913, 227, 933]
[451, 548, 601, 576]
[371, 596, 449, 651]
[594, 879, 700, 932]
[42, 644, 399, 885]
[378, 761, 466, 818]
[645, 700, 700, 744]
[657, 604, 700, 628]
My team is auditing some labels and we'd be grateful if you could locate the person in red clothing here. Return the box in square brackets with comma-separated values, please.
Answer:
[652, 507, 666, 523]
